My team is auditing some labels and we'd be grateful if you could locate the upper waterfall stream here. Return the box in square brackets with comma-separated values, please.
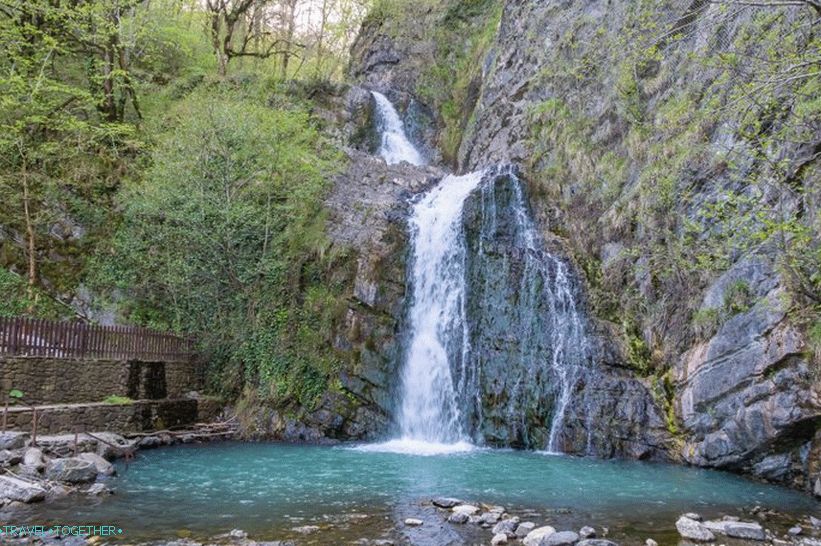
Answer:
[367, 93, 592, 455]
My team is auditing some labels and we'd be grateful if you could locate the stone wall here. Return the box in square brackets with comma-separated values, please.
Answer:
[2, 399, 200, 435]
[0, 357, 203, 405]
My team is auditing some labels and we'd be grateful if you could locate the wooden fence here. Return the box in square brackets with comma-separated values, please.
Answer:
[0, 317, 194, 362]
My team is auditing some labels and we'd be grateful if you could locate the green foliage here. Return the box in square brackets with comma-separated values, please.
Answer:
[415, 0, 502, 163]
[103, 395, 133, 405]
[8, 389, 24, 401]
[94, 84, 347, 407]
[0, 270, 63, 319]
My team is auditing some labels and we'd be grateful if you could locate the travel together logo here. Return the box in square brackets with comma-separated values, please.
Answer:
[0, 525, 123, 537]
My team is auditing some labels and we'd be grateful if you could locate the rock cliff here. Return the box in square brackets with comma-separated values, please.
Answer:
[337, 0, 821, 493]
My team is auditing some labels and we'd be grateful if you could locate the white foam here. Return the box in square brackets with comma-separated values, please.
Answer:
[351, 439, 477, 456]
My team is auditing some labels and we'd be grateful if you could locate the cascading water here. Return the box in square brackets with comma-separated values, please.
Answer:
[371, 91, 426, 166]
[363, 94, 592, 455]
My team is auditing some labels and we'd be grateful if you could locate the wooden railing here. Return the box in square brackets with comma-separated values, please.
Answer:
[0, 317, 194, 362]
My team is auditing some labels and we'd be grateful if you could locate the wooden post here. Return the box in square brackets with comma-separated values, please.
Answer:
[2, 400, 7, 433]
[74, 430, 79, 457]
[31, 407, 37, 446]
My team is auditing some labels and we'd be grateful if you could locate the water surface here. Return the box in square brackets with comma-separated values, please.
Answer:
[7, 442, 819, 543]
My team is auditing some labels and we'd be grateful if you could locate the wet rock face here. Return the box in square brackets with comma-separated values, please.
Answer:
[459, 170, 668, 456]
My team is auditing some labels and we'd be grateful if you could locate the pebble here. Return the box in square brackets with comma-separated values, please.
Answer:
[291, 525, 319, 534]
[645, 540, 658, 546]
[404, 518, 423, 527]
[789, 526, 803, 536]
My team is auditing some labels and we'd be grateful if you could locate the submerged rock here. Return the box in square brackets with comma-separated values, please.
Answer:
[403, 518, 423, 526]
[675, 516, 715, 542]
[491, 533, 509, 545]
[577, 541, 618, 546]
[704, 519, 765, 541]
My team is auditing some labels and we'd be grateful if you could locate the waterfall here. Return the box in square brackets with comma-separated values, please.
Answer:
[371, 91, 426, 166]
[360, 94, 591, 456]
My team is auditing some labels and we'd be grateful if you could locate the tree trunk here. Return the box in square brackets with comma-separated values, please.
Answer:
[21, 161, 37, 314]
[280, 0, 297, 79]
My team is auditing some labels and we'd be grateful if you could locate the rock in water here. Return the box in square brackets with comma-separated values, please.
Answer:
[523, 526, 557, 546]
[645, 540, 658, 546]
[491, 533, 509, 545]
[432, 497, 461, 508]
[545, 531, 580, 545]
[577, 541, 619, 546]
[404, 518, 423, 527]
[675, 516, 715, 542]
[789, 526, 803, 536]
[45, 457, 97, 483]
[451, 504, 480, 515]
[704, 520, 765, 541]
[291, 525, 319, 534]
[0, 475, 46, 503]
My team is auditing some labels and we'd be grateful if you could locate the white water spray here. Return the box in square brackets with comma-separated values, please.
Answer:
[371, 91, 426, 166]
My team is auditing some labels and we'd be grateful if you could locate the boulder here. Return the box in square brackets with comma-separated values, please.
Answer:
[491, 534, 508, 546]
[93, 432, 134, 459]
[516, 522, 537, 538]
[0, 432, 27, 450]
[524, 526, 557, 546]
[45, 457, 98, 483]
[704, 519, 765, 541]
[78, 452, 115, 476]
[577, 541, 619, 546]
[544, 531, 580, 546]
[23, 447, 45, 469]
[0, 449, 22, 466]
[789, 526, 803, 536]
[0, 475, 46, 503]
[645, 540, 658, 546]
[432, 496, 461, 508]
[675, 516, 715, 542]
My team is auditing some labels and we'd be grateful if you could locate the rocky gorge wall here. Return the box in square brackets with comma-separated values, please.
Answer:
[339, 0, 821, 493]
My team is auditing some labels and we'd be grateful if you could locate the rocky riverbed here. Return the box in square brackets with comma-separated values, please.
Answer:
[0, 425, 234, 510]
[3, 487, 821, 546]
